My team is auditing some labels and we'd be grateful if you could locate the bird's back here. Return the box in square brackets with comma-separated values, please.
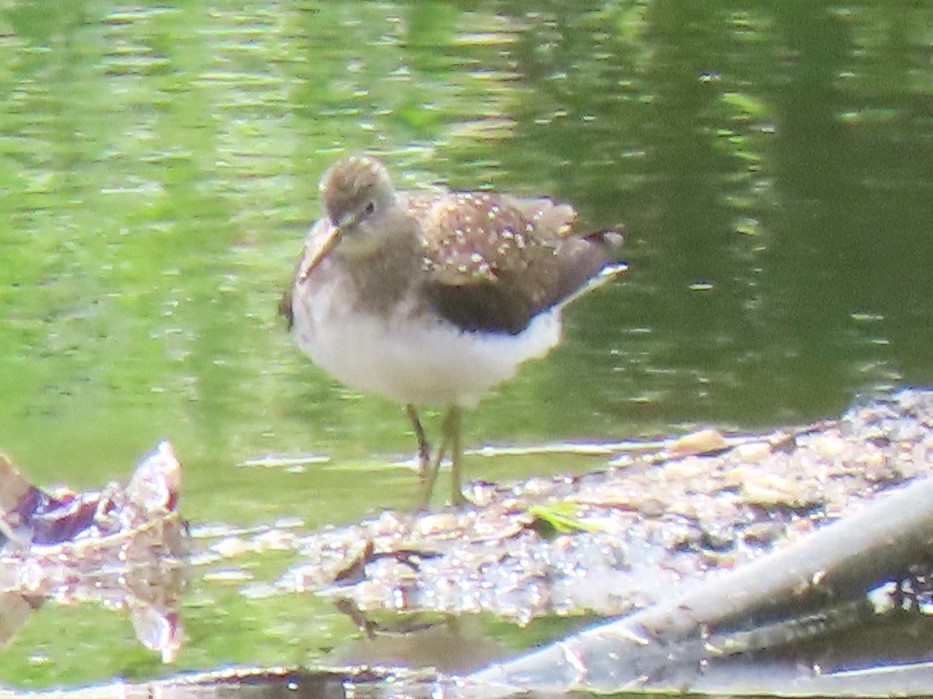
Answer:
[399, 190, 624, 335]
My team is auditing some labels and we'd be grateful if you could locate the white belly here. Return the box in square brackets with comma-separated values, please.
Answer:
[290, 278, 562, 407]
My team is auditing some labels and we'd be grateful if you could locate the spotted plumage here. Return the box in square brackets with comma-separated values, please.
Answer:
[281, 155, 626, 506]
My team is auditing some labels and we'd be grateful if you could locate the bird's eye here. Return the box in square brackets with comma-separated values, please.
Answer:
[364, 201, 376, 216]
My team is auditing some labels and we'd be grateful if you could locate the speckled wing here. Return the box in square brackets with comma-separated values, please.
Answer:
[402, 191, 620, 335]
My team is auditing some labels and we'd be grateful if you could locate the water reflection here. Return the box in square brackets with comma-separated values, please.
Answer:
[0, 0, 930, 688]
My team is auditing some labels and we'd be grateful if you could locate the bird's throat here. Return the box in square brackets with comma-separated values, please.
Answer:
[339, 228, 424, 314]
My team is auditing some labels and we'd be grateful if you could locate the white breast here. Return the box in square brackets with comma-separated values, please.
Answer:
[290, 275, 562, 407]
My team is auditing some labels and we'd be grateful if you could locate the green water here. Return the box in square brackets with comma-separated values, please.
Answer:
[0, 0, 931, 689]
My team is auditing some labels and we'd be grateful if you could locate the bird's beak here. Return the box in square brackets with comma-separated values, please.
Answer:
[298, 223, 343, 282]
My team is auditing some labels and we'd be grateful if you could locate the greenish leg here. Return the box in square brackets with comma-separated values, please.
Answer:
[405, 404, 431, 479]
[418, 415, 448, 510]
[445, 405, 465, 506]
[416, 405, 466, 509]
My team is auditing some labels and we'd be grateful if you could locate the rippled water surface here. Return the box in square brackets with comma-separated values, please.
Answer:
[0, 0, 931, 688]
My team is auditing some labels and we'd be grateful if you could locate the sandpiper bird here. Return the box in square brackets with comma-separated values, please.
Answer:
[280, 155, 625, 507]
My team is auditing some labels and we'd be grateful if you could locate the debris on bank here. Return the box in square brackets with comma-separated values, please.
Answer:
[279, 389, 933, 624]
[3, 390, 933, 698]
[0, 442, 187, 663]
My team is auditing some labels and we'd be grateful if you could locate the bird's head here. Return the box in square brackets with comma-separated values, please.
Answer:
[298, 155, 400, 280]
[316, 155, 398, 260]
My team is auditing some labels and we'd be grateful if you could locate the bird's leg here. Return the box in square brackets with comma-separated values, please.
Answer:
[418, 425, 448, 510]
[444, 405, 465, 506]
[418, 408, 463, 510]
[405, 404, 431, 479]
[416, 406, 465, 508]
